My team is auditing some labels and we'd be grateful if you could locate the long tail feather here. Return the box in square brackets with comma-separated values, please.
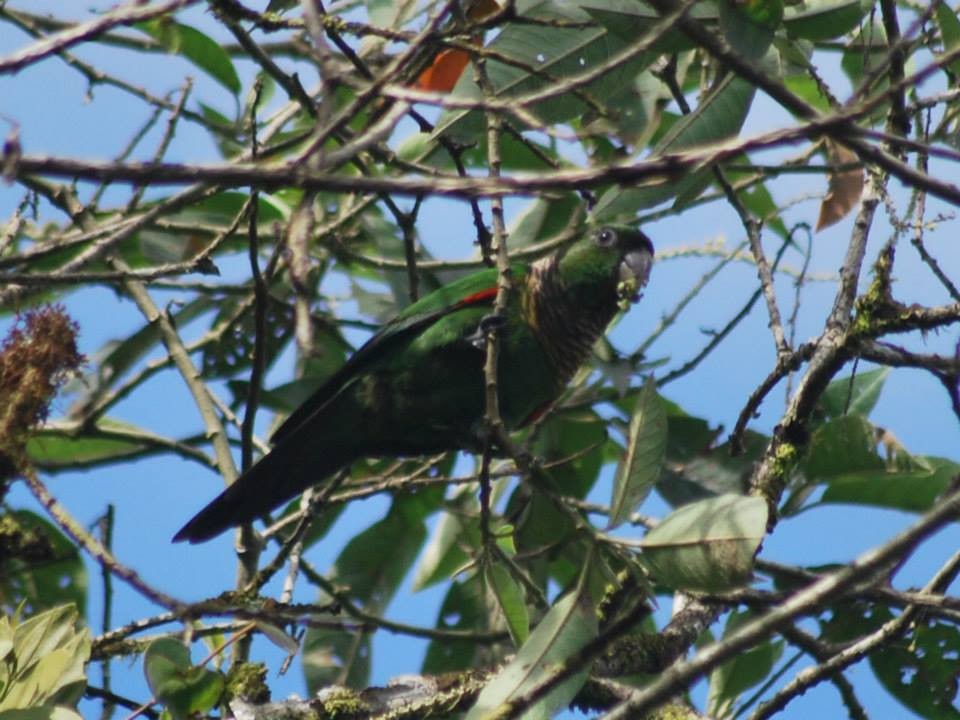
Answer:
[172, 436, 352, 543]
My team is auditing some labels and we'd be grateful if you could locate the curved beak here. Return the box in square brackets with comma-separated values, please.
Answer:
[618, 247, 653, 303]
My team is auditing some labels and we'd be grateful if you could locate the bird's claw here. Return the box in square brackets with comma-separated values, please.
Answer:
[468, 313, 507, 349]
[513, 449, 542, 472]
[480, 313, 506, 334]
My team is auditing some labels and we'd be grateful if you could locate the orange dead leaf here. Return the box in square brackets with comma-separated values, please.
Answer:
[414, 0, 500, 93]
[816, 139, 864, 232]
[416, 48, 473, 92]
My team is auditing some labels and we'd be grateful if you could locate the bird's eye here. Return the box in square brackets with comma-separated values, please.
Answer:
[596, 227, 617, 246]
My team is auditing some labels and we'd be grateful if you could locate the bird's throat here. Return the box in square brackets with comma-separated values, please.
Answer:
[526, 255, 616, 388]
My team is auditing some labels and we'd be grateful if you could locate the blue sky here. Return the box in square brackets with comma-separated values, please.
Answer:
[2, 2, 960, 717]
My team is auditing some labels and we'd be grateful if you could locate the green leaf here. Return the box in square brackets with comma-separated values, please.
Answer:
[512, 411, 610, 589]
[719, 0, 781, 62]
[936, 3, 960, 76]
[661, 402, 721, 463]
[841, 19, 889, 90]
[507, 196, 584, 249]
[726, 161, 790, 238]
[803, 415, 883, 481]
[822, 457, 960, 512]
[816, 367, 890, 421]
[707, 609, 784, 718]
[2, 650, 70, 709]
[412, 489, 480, 591]
[332, 501, 430, 604]
[580, 1, 719, 51]
[466, 589, 597, 720]
[197, 102, 242, 158]
[12, 606, 86, 682]
[640, 494, 767, 592]
[201, 296, 296, 378]
[658, 430, 767, 508]
[0, 512, 87, 615]
[136, 19, 240, 94]
[530, 409, 609, 497]
[304, 497, 430, 692]
[871, 620, 960, 719]
[303, 630, 371, 693]
[360, 0, 416, 57]
[0, 605, 89, 712]
[0, 618, 12, 662]
[783, 0, 866, 40]
[435, 0, 653, 140]
[0, 710, 82, 720]
[143, 638, 224, 720]
[177, 191, 289, 227]
[784, 74, 834, 114]
[609, 377, 666, 528]
[819, 600, 887, 644]
[595, 74, 756, 219]
[422, 577, 488, 674]
[70, 296, 214, 412]
[27, 419, 182, 471]
[485, 562, 530, 647]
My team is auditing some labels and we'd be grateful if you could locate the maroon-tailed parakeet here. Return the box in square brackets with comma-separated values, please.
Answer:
[174, 225, 653, 542]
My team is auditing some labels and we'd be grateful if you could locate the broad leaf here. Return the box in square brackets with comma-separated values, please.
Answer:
[640, 494, 767, 592]
[871, 621, 960, 719]
[422, 577, 490, 674]
[0, 605, 89, 715]
[595, 74, 757, 219]
[580, 1, 719, 51]
[719, 0, 781, 62]
[485, 562, 530, 647]
[816, 367, 890, 421]
[136, 20, 240, 94]
[609, 376, 666, 527]
[27, 419, 190, 471]
[707, 609, 785, 718]
[412, 489, 480, 591]
[465, 589, 597, 720]
[658, 430, 767, 508]
[822, 457, 960, 512]
[507, 195, 584, 249]
[937, 3, 960, 76]
[783, 0, 866, 40]
[0, 513, 86, 616]
[303, 497, 432, 692]
[143, 639, 223, 720]
[816, 139, 863, 231]
[803, 415, 883, 481]
[435, 0, 653, 140]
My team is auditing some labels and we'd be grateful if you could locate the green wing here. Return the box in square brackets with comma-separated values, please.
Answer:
[270, 265, 519, 444]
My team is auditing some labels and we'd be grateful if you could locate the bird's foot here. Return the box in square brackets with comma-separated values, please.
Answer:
[467, 312, 507, 349]
[511, 448, 543, 474]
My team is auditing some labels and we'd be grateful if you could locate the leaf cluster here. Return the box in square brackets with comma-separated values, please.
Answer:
[1, 0, 960, 718]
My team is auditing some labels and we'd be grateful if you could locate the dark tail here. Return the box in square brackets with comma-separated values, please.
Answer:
[172, 436, 353, 544]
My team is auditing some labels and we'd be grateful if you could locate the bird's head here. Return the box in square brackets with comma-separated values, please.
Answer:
[554, 224, 654, 312]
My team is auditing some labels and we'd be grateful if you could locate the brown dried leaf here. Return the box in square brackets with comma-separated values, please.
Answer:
[816, 139, 864, 231]
[2, 124, 20, 185]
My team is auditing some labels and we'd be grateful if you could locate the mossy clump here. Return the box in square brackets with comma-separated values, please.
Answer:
[225, 661, 270, 705]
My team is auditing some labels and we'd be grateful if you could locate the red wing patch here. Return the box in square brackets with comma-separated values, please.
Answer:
[458, 287, 498, 306]
[521, 401, 553, 427]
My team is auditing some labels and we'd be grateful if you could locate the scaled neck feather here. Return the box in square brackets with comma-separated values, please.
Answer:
[525, 253, 616, 388]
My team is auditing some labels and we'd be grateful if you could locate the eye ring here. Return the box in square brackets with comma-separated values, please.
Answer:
[596, 227, 617, 246]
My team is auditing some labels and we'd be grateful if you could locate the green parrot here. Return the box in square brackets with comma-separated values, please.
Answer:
[173, 225, 654, 543]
